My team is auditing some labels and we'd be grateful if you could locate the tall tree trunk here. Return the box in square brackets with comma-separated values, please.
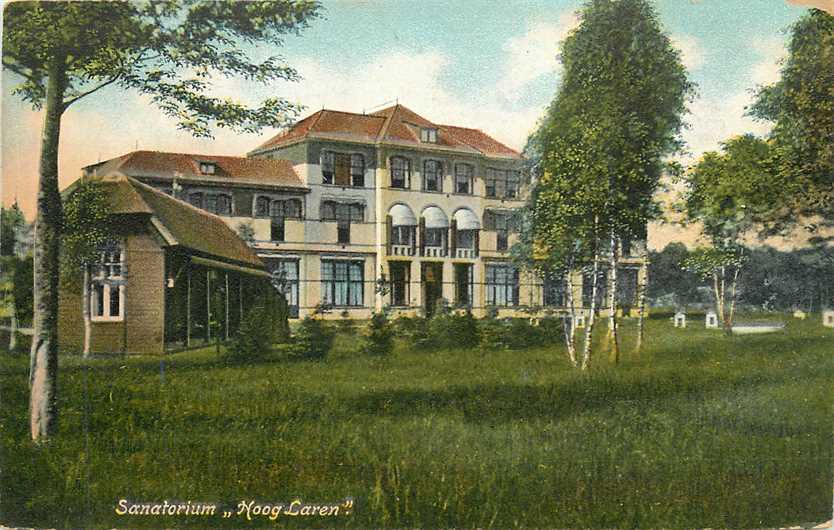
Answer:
[30, 55, 67, 441]
[727, 266, 740, 331]
[719, 266, 732, 336]
[563, 268, 577, 367]
[581, 221, 600, 371]
[712, 271, 724, 328]
[82, 264, 91, 358]
[634, 253, 649, 355]
[607, 231, 620, 364]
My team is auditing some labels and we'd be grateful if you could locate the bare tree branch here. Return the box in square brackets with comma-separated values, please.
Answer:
[62, 75, 121, 111]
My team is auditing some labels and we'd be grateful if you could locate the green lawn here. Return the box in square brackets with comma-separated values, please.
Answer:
[1, 317, 833, 528]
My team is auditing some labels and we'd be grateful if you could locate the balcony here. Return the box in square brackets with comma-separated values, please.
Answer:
[423, 246, 445, 258]
[455, 247, 477, 259]
[391, 244, 415, 256]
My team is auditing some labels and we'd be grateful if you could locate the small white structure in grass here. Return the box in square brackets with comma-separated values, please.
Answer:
[793, 309, 807, 320]
[824, 310, 834, 328]
[574, 313, 586, 329]
[673, 311, 686, 328]
[705, 310, 719, 329]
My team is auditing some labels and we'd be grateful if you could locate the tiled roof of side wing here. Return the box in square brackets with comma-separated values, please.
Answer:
[89, 175, 263, 268]
[83, 150, 306, 188]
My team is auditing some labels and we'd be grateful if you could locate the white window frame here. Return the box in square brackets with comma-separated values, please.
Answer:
[90, 245, 125, 322]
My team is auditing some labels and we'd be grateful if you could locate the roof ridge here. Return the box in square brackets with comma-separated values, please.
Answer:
[375, 103, 399, 143]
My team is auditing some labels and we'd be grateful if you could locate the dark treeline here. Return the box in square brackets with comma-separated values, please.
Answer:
[649, 242, 834, 312]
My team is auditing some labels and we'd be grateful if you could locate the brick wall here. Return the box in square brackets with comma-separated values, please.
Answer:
[58, 232, 166, 355]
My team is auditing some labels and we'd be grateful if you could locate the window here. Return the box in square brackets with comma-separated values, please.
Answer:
[269, 199, 302, 242]
[392, 225, 413, 246]
[321, 201, 363, 244]
[454, 163, 473, 194]
[351, 154, 365, 187]
[390, 156, 411, 188]
[322, 151, 364, 187]
[255, 196, 270, 217]
[484, 210, 516, 252]
[321, 260, 364, 307]
[390, 262, 410, 307]
[485, 264, 519, 307]
[543, 272, 566, 307]
[423, 160, 442, 192]
[199, 162, 216, 175]
[321, 151, 335, 184]
[424, 227, 445, 248]
[188, 192, 203, 208]
[420, 128, 438, 143]
[457, 229, 476, 249]
[269, 260, 299, 318]
[90, 241, 125, 321]
[485, 168, 521, 198]
[205, 193, 232, 215]
[188, 192, 231, 215]
[454, 264, 473, 307]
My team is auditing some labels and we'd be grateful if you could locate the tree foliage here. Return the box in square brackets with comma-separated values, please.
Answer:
[60, 180, 115, 288]
[3, 0, 322, 137]
[749, 9, 834, 236]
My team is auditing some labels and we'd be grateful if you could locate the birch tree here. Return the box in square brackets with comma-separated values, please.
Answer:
[3, 0, 321, 441]
[531, 0, 693, 366]
[681, 134, 771, 335]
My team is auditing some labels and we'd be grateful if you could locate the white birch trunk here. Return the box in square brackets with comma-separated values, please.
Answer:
[607, 231, 620, 364]
[581, 224, 601, 371]
[82, 265, 92, 358]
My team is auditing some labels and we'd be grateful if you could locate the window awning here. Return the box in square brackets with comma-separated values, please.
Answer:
[422, 206, 449, 229]
[191, 256, 270, 278]
[454, 208, 481, 230]
[388, 204, 418, 226]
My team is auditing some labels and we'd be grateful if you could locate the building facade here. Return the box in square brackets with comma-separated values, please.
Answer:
[83, 105, 644, 320]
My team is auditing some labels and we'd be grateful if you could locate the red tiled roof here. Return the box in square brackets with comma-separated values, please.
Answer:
[252, 104, 522, 159]
[83, 150, 306, 189]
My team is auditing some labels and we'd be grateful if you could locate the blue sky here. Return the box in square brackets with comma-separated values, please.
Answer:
[1, 0, 812, 222]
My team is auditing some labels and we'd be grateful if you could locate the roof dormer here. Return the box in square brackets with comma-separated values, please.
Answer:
[420, 127, 438, 143]
[198, 161, 217, 175]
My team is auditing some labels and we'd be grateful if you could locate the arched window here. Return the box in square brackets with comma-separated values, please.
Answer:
[390, 156, 411, 189]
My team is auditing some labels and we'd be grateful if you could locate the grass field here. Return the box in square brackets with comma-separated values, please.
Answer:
[1, 317, 833, 528]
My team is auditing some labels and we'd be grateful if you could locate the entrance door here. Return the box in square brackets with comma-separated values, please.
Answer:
[421, 262, 443, 316]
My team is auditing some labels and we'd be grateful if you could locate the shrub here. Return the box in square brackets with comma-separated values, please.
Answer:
[504, 318, 546, 349]
[479, 313, 509, 350]
[363, 311, 395, 356]
[224, 306, 275, 363]
[337, 310, 354, 335]
[394, 316, 433, 350]
[293, 316, 334, 360]
[429, 310, 480, 350]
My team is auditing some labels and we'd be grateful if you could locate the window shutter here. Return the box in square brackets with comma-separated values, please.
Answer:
[410, 226, 417, 255]
[474, 229, 480, 257]
[335, 153, 350, 186]
[386, 215, 393, 255]
[418, 217, 426, 257]
[450, 219, 457, 256]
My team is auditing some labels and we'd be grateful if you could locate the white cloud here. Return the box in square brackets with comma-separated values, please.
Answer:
[749, 36, 787, 86]
[681, 35, 787, 159]
[497, 11, 580, 103]
[670, 34, 706, 72]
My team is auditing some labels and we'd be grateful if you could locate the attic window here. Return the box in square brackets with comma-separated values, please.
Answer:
[420, 128, 438, 143]
[199, 161, 216, 175]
